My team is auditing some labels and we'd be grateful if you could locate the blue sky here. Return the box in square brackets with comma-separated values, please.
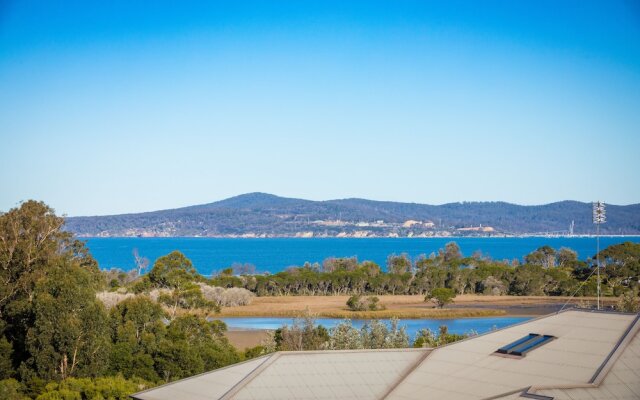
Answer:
[1, 1, 639, 216]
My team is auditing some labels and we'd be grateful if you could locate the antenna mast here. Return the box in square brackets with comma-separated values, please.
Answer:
[569, 220, 574, 236]
[592, 201, 606, 310]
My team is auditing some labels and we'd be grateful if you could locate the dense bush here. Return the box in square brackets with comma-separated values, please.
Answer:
[96, 291, 135, 309]
[34, 376, 151, 400]
[273, 314, 409, 351]
[346, 295, 384, 311]
[199, 284, 255, 307]
[616, 290, 640, 313]
[327, 318, 409, 350]
[414, 325, 474, 348]
[0, 202, 246, 399]
[346, 294, 365, 311]
[275, 313, 330, 351]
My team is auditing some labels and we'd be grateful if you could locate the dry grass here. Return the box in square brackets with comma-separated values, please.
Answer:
[316, 308, 505, 319]
[218, 295, 507, 319]
[451, 294, 617, 306]
[225, 330, 273, 350]
[217, 294, 617, 319]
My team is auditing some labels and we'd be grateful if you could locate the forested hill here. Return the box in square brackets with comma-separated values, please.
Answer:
[64, 193, 640, 237]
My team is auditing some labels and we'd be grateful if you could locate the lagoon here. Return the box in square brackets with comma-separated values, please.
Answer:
[218, 316, 532, 341]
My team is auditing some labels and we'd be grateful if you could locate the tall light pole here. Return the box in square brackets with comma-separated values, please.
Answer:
[593, 201, 606, 310]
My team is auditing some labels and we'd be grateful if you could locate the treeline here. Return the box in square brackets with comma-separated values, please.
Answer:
[0, 202, 247, 399]
[210, 241, 640, 298]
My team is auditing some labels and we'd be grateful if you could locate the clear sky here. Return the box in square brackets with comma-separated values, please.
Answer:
[1, 1, 639, 216]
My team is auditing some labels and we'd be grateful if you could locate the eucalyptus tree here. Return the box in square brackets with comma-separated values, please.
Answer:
[0, 201, 102, 381]
[26, 257, 111, 380]
[148, 251, 217, 318]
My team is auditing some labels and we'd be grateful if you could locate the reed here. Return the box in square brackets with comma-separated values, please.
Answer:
[218, 307, 505, 319]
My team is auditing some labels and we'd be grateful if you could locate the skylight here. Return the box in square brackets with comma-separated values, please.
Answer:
[496, 333, 555, 356]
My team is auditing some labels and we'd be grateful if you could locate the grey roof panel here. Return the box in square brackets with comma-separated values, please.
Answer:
[133, 355, 271, 400]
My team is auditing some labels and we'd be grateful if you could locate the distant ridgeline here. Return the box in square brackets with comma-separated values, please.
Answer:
[64, 193, 640, 237]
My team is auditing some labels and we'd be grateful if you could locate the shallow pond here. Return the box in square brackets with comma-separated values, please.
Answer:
[218, 316, 531, 340]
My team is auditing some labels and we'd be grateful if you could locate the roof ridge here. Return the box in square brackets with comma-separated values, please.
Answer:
[480, 387, 534, 400]
[381, 348, 433, 399]
[588, 312, 640, 384]
[274, 347, 426, 355]
[220, 351, 281, 400]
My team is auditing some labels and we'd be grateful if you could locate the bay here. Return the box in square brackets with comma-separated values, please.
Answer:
[83, 236, 640, 275]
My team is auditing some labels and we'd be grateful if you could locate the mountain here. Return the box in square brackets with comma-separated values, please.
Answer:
[64, 193, 640, 237]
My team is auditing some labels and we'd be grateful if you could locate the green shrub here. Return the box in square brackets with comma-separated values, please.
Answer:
[427, 288, 456, 308]
[616, 291, 640, 313]
[346, 295, 365, 311]
[366, 296, 385, 311]
[0, 379, 28, 400]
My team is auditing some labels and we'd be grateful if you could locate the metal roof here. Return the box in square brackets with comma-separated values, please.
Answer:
[131, 310, 640, 400]
[133, 356, 270, 400]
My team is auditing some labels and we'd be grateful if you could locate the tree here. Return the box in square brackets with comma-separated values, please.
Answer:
[598, 242, 640, 295]
[443, 242, 462, 262]
[387, 253, 412, 274]
[509, 265, 546, 295]
[481, 276, 507, 295]
[31, 376, 151, 400]
[360, 261, 381, 277]
[149, 251, 216, 318]
[0, 201, 101, 384]
[322, 257, 358, 273]
[133, 248, 150, 277]
[0, 379, 27, 400]
[231, 263, 256, 275]
[557, 247, 578, 268]
[148, 251, 199, 289]
[325, 318, 408, 350]
[26, 258, 111, 380]
[414, 325, 470, 348]
[0, 333, 13, 379]
[428, 288, 456, 308]
[108, 297, 167, 381]
[155, 315, 239, 382]
[275, 312, 329, 351]
[0, 201, 70, 319]
[525, 246, 556, 269]
[326, 320, 363, 350]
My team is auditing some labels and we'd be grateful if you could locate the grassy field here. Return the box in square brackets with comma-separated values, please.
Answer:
[218, 294, 615, 319]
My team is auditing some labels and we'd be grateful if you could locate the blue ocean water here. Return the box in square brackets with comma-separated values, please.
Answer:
[83, 237, 640, 275]
[218, 316, 531, 341]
